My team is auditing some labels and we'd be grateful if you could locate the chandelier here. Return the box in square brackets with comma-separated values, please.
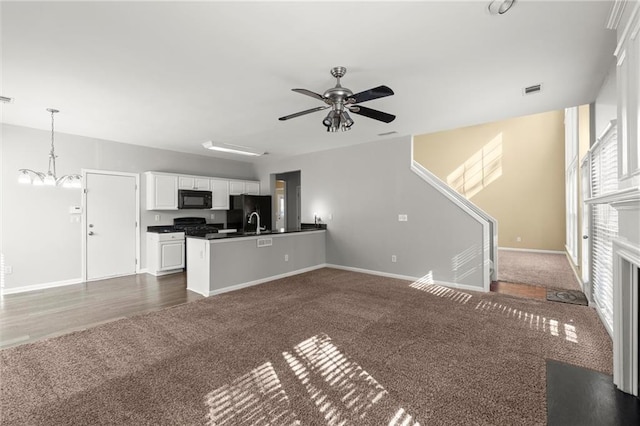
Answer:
[18, 108, 82, 188]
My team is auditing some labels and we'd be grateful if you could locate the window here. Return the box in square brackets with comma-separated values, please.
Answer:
[589, 124, 618, 333]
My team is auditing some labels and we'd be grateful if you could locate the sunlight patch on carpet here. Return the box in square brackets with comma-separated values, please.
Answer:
[284, 333, 420, 426]
[205, 361, 300, 426]
[475, 300, 579, 343]
[410, 273, 472, 305]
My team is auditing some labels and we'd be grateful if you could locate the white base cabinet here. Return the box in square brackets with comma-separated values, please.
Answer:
[147, 232, 185, 276]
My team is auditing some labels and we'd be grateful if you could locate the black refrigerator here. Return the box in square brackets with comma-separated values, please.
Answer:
[227, 195, 272, 233]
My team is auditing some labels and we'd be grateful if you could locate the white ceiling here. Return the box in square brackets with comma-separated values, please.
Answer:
[1, 1, 617, 163]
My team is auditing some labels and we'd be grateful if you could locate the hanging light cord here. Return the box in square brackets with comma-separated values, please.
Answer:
[47, 108, 59, 179]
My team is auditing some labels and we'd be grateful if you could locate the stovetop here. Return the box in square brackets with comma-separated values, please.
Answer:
[173, 217, 222, 236]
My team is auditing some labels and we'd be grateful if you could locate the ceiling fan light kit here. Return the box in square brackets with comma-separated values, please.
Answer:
[488, 0, 516, 15]
[279, 66, 396, 132]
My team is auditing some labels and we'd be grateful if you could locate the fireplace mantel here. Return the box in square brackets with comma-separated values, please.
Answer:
[613, 237, 640, 396]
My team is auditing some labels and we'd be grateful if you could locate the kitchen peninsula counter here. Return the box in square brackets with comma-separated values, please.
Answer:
[186, 229, 326, 296]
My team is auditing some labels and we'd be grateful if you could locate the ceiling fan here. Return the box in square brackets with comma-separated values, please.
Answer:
[278, 66, 395, 132]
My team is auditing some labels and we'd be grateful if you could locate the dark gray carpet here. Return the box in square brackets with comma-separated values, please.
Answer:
[0, 268, 612, 425]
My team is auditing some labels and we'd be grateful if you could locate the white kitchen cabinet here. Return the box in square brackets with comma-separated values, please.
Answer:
[210, 178, 230, 210]
[245, 181, 260, 195]
[179, 175, 210, 190]
[229, 180, 260, 195]
[145, 172, 178, 210]
[229, 180, 246, 195]
[147, 232, 185, 276]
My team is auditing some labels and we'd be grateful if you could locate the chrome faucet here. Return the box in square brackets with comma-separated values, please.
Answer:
[248, 211, 262, 235]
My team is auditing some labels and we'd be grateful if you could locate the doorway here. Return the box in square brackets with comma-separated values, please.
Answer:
[275, 180, 286, 231]
[273, 170, 301, 231]
[82, 170, 140, 281]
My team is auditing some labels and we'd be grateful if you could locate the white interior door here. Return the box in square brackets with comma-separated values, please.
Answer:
[85, 172, 138, 280]
[580, 157, 590, 285]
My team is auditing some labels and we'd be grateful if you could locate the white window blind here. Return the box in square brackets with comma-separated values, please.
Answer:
[589, 125, 618, 333]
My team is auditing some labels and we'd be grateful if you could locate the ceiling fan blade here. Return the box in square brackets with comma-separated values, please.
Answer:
[292, 88, 325, 101]
[349, 105, 396, 123]
[278, 106, 329, 121]
[349, 85, 394, 104]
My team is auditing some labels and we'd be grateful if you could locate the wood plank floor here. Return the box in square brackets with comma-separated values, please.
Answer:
[490, 280, 547, 300]
[0, 272, 200, 349]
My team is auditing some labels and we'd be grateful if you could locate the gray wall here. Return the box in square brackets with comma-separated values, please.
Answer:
[255, 135, 486, 290]
[1, 123, 256, 290]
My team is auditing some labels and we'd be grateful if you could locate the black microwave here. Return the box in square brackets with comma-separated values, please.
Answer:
[178, 190, 212, 209]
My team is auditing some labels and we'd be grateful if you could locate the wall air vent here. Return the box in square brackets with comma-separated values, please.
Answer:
[523, 84, 542, 96]
[378, 131, 398, 136]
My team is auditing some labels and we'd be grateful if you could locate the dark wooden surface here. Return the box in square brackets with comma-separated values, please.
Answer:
[547, 359, 640, 425]
[0, 272, 200, 349]
[490, 280, 547, 300]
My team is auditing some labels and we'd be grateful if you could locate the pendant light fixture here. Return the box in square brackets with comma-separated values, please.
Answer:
[18, 108, 82, 188]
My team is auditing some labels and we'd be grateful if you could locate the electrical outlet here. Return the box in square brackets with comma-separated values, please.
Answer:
[516, 236, 522, 242]
[4, 266, 13, 274]
[284, 254, 289, 262]
[398, 214, 408, 222]
[154, 214, 160, 222]
[391, 255, 397, 263]
[211, 213, 215, 220]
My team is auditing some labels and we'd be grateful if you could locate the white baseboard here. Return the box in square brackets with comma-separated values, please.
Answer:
[498, 247, 565, 254]
[1, 277, 83, 295]
[137, 268, 148, 274]
[145, 269, 183, 277]
[204, 264, 328, 297]
[325, 264, 487, 293]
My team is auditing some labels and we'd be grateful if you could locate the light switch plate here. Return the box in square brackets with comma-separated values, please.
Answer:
[398, 214, 408, 222]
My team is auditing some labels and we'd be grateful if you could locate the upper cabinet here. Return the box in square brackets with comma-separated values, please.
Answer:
[230, 180, 260, 195]
[210, 178, 230, 210]
[145, 172, 178, 210]
[178, 175, 210, 190]
[145, 172, 260, 210]
[245, 181, 260, 195]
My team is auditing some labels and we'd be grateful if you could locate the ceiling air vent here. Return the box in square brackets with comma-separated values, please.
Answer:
[0, 96, 15, 104]
[378, 131, 398, 136]
[523, 84, 542, 96]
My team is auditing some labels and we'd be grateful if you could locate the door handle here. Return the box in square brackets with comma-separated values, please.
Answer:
[88, 231, 95, 236]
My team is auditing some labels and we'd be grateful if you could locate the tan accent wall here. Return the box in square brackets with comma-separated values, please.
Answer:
[413, 110, 566, 251]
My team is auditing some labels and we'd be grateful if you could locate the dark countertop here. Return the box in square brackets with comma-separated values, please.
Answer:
[187, 227, 326, 240]
[147, 225, 178, 233]
[147, 223, 226, 233]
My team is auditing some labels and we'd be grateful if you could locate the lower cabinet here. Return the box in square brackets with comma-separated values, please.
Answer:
[147, 232, 185, 276]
